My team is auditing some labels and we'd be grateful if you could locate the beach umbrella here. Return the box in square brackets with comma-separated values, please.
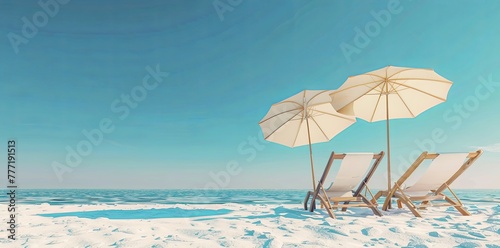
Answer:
[330, 66, 453, 208]
[259, 90, 356, 190]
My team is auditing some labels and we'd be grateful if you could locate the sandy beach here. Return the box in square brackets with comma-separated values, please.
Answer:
[1, 201, 498, 247]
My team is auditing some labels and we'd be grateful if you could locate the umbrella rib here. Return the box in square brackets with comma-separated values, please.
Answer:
[264, 100, 303, 116]
[291, 92, 308, 147]
[333, 76, 450, 97]
[389, 78, 452, 84]
[309, 115, 329, 141]
[389, 81, 447, 101]
[332, 81, 385, 110]
[357, 73, 386, 80]
[331, 79, 384, 95]
[279, 100, 303, 105]
[386, 68, 452, 84]
[264, 110, 303, 140]
[306, 90, 330, 105]
[291, 112, 306, 147]
[370, 83, 385, 122]
[271, 101, 302, 107]
[385, 67, 444, 79]
[386, 67, 420, 78]
[390, 82, 416, 118]
[259, 107, 303, 124]
[313, 109, 356, 122]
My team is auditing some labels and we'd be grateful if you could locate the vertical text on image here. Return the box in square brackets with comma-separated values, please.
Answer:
[6, 140, 17, 240]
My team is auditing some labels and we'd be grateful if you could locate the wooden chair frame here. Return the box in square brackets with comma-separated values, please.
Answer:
[304, 151, 384, 218]
[372, 150, 483, 217]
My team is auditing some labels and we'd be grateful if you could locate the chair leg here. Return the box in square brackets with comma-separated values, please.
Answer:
[341, 199, 349, 211]
[443, 195, 471, 216]
[394, 193, 422, 217]
[417, 201, 429, 210]
[382, 194, 393, 211]
[397, 199, 403, 209]
[361, 195, 382, 217]
[317, 195, 335, 218]
[333, 202, 340, 210]
[418, 201, 431, 210]
[382, 188, 400, 211]
[372, 191, 384, 204]
[304, 191, 312, 210]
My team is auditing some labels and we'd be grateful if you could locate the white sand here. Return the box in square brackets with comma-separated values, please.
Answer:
[0, 203, 499, 247]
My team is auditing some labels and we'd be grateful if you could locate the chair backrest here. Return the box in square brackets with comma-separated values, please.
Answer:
[405, 153, 468, 193]
[398, 150, 483, 194]
[315, 152, 384, 197]
[327, 153, 375, 192]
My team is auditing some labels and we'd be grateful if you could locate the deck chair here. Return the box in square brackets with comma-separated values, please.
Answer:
[304, 151, 384, 218]
[372, 150, 483, 217]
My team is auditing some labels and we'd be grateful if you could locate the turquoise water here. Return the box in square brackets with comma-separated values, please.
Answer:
[1, 189, 306, 205]
[2, 189, 497, 220]
[38, 208, 233, 219]
[1, 189, 499, 205]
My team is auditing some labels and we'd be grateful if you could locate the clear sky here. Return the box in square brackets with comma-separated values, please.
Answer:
[1, 0, 499, 189]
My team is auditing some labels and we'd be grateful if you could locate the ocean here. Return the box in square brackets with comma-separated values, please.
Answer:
[2, 189, 499, 205]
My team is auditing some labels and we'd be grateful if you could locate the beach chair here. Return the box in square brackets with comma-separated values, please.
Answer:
[372, 150, 483, 217]
[304, 151, 384, 219]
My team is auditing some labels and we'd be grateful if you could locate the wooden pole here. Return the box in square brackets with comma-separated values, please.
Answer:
[385, 83, 392, 209]
[305, 117, 316, 192]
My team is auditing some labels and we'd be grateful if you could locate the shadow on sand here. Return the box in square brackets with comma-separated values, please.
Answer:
[38, 207, 233, 219]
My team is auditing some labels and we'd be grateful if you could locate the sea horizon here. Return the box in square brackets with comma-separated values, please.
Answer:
[3, 188, 499, 205]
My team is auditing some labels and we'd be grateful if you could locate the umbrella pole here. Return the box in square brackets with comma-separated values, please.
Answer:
[305, 117, 316, 192]
[385, 85, 392, 209]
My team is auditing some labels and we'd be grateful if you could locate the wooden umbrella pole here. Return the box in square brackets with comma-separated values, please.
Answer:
[385, 83, 392, 209]
[305, 117, 316, 192]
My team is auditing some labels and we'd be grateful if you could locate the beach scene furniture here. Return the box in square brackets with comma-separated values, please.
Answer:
[304, 151, 384, 218]
[372, 150, 483, 217]
[259, 90, 356, 190]
[330, 66, 453, 208]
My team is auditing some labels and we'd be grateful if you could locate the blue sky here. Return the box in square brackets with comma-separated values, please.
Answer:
[0, 0, 499, 189]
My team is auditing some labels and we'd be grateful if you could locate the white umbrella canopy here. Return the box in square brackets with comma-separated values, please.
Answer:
[259, 90, 356, 190]
[332, 66, 453, 121]
[330, 66, 453, 208]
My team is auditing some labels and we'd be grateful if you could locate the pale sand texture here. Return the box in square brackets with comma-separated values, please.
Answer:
[0, 203, 499, 247]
